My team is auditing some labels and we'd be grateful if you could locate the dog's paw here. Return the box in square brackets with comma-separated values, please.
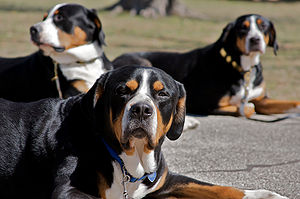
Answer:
[183, 116, 200, 131]
[239, 102, 255, 118]
[286, 104, 300, 113]
[243, 189, 288, 199]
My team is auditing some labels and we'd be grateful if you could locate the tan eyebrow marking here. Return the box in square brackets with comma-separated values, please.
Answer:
[126, 80, 139, 91]
[257, 18, 263, 25]
[43, 13, 48, 20]
[153, 81, 164, 91]
[243, 20, 250, 28]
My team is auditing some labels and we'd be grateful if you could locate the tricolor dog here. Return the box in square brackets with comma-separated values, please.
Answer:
[0, 3, 112, 102]
[113, 14, 300, 118]
[0, 66, 288, 199]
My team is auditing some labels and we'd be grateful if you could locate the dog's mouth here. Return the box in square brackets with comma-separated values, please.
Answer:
[31, 39, 65, 53]
[35, 42, 65, 53]
[120, 128, 154, 150]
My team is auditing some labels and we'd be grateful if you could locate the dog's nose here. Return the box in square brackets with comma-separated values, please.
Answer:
[30, 25, 42, 37]
[130, 103, 153, 119]
[30, 26, 38, 36]
[249, 37, 260, 45]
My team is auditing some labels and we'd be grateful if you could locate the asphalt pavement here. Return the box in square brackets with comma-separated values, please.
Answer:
[162, 114, 300, 199]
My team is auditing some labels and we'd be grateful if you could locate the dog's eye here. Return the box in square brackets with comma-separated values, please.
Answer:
[54, 14, 64, 22]
[157, 91, 169, 98]
[115, 85, 131, 96]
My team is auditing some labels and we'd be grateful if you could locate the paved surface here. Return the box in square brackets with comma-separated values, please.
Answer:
[162, 114, 300, 199]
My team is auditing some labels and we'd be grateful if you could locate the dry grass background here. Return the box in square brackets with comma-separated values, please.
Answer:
[0, 0, 300, 100]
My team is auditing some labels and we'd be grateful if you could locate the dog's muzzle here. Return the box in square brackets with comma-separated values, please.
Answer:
[121, 101, 157, 149]
[248, 36, 265, 54]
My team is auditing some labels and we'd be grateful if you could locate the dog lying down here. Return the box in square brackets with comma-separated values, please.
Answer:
[0, 66, 288, 199]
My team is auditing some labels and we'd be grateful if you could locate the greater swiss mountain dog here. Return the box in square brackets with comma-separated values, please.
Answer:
[113, 14, 300, 118]
[0, 3, 112, 102]
[0, 66, 288, 199]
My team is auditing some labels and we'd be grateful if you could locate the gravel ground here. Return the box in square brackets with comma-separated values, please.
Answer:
[162, 114, 300, 199]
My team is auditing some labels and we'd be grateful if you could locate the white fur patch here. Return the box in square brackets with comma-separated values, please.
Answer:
[245, 16, 266, 55]
[106, 161, 162, 199]
[243, 189, 288, 199]
[230, 67, 264, 105]
[122, 70, 158, 138]
[183, 116, 200, 131]
[50, 42, 107, 89]
[240, 53, 260, 72]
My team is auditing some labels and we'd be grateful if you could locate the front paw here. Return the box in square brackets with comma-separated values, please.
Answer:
[183, 116, 200, 131]
[239, 102, 255, 118]
[243, 189, 288, 199]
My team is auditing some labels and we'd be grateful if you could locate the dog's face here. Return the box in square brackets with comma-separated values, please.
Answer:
[87, 66, 186, 154]
[30, 3, 105, 54]
[221, 14, 278, 55]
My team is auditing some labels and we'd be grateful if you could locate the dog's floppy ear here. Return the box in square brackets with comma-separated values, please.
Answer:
[268, 21, 279, 55]
[88, 8, 106, 46]
[218, 22, 235, 44]
[166, 81, 186, 140]
[81, 71, 110, 116]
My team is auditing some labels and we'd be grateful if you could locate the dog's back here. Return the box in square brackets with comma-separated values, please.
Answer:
[0, 98, 67, 198]
[0, 51, 59, 102]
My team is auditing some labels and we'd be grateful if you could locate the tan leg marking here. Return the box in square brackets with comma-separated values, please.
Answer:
[97, 172, 109, 199]
[161, 183, 245, 199]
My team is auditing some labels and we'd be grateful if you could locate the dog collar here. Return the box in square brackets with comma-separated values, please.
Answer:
[101, 138, 157, 183]
[219, 47, 245, 73]
[219, 47, 256, 115]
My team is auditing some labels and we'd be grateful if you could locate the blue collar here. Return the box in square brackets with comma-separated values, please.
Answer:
[101, 138, 157, 183]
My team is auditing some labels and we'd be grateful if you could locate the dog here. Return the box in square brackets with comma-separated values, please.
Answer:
[0, 3, 112, 102]
[113, 14, 300, 118]
[0, 65, 288, 199]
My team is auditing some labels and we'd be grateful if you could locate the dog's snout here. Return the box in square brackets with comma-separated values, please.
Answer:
[30, 26, 39, 36]
[249, 37, 260, 45]
[130, 103, 153, 119]
[30, 25, 42, 43]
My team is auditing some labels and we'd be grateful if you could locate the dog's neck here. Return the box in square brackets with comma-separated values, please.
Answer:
[48, 42, 109, 89]
[119, 139, 157, 178]
[219, 47, 261, 72]
[104, 138, 161, 199]
[240, 52, 261, 71]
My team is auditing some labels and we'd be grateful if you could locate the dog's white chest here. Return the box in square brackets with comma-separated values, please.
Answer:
[230, 67, 263, 105]
[105, 162, 160, 199]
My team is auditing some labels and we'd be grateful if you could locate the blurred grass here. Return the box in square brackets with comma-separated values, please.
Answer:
[0, 0, 300, 100]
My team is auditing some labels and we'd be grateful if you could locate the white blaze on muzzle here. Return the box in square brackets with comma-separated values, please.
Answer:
[33, 3, 67, 51]
[122, 71, 158, 139]
[245, 16, 266, 55]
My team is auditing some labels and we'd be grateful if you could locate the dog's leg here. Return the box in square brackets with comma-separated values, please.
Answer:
[213, 104, 255, 118]
[252, 97, 300, 115]
[147, 174, 288, 199]
[51, 156, 98, 199]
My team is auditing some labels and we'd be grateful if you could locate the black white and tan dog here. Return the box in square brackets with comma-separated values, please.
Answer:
[0, 66, 288, 199]
[113, 14, 300, 118]
[0, 3, 112, 102]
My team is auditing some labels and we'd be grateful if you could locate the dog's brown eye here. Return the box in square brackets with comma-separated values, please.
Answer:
[157, 91, 169, 98]
[115, 85, 131, 96]
[54, 14, 64, 22]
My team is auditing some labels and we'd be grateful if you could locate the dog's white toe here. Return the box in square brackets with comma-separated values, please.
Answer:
[243, 189, 288, 199]
[183, 116, 200, 131]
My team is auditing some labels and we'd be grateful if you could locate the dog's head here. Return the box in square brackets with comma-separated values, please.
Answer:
[30, 3, 105, 55]
[219, 14, 278, 56]
[83, 66, 186, 154]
